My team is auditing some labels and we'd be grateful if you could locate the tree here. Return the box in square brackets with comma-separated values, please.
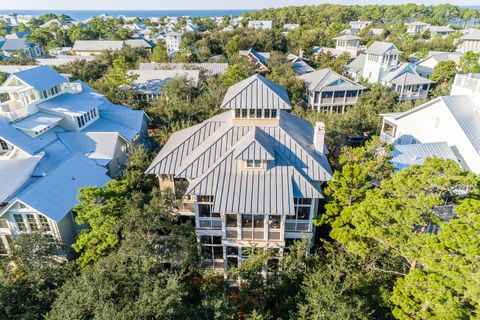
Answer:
[151, 40, 168, 62]
[430, 60, 456, 83]
[72, 179, 130, 268]
[0, 234, 73, 320]
[296, 246, 394, 320]
[319, 137, 394, 226]
[221, 62, 256, 88]
[459, 51, 480, 74]
[327, 157, 476, 264]
[391, 197, 480, 319]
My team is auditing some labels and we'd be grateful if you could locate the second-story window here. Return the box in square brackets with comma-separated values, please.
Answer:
[13, 214, 27, 232]
[26, 214, 38, 231]
[38, 215, 51, 232]
[245, 160, 264, 169]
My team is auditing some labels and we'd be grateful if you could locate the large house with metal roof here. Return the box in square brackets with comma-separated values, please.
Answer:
[318, 35, 365, 58]
[299, 68, 366, 113]
[380, 73, 480, 174]
[346, 41, 433, 101]
[0, 66, 147, 255]
[146, 74, 332, 273]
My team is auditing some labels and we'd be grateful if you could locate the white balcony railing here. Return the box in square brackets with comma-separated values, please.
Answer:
[0, 101, 35, 121]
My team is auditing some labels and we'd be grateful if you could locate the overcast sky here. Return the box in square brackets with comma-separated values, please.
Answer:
[0, 0, 477, 11]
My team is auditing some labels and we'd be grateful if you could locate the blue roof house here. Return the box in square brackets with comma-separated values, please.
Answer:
[0, 66, 148, 255]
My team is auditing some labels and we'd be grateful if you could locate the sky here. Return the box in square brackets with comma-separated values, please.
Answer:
[0, 0, 478, 11]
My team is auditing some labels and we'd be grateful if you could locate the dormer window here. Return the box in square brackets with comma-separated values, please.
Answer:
[76, 108, 98, 129]
[244, 159, 267, 169]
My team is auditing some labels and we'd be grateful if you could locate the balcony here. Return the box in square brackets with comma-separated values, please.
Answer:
[0, 100, 35, 121]
[398, 89, 429, 101]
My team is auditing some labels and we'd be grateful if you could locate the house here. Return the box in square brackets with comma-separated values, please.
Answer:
[36, 56, 97, 67]
[165, 31, 183, 56]
[318, 35, 364, 58]
[427, 26, 455, 37]
[0, 66, 148, 255]
[415, 51, 463, 78]
[283, 24, 299, 31]
[146, 74, 332, 273]
[5, 32, 31, 40]
[391, 142, 458, 172]
[124, 39, 155, 53]
[349, 20, 371, 33]
[0, 39, 43, 59]
[406, 21, 430, 35]
[184, 22, 200, 32]
[380, 73, 480, 173]
[248, 20, 273, 30]
[368, 28, 384, 37]
[457, 30, 480, 53]
[239, 48, 270, 72]
[128, 69, 200, 102]
[72, 40, 125, 56]
[287, 53, 315, 75]
[299, 68, 366, 113]
[347, 41, 432, 101]
[139, 62, 228, 76]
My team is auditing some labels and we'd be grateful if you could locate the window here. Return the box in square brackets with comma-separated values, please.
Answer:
[0, 139, 9, 151]
[241, 109, 248, 118]
[86, 111, 91, 121]
[286, 198, 312, 231]
[245, 160, 264, 169]
[200, 235, 223, 268]
[226, 214, 237, 227]
[26, 214, 38, 231]
[13, 214, 27, 232]
[249, 109, 256, 118]
[256, 109, 263, 118]
[92, 108, 97, 117]
[242, 214, 253, 228]
[76, 116, 82, 128]
[38, 215, 51, 231]
[264, 109, 271, 118]
[269, 215, 281, 229]
[254, 215, 264, 228]
[235, 109, 241, 118]
[270, 110, 277, 118]
[382, 122, 397, 137]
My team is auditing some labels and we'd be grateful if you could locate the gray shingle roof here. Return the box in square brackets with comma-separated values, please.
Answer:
[221, 74, 291, 110]
[146, 110, 332, 215]
[365, 41, 401, 55]
[346, 54, 365, 74]
[299, 68, 366, 92]
[460, 30, 480, 41]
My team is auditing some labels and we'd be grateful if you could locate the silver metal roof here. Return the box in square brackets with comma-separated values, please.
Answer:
[365, 41, 401, 56]
[221, 74, 291, 110]
[389, 72, 433, 86]
[139, 62, 228, 76]
[146, 110, 332, 215]
[392, 142, 457, 171]
[299, 68, 366, 92]
[72, 40, 124, 51]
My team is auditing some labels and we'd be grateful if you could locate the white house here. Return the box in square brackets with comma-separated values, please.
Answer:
[349, 20, 370, 32]
[415, 51, 463, 78]
[248, 20, 273, 30]
[427, 26, 455, 37]
[72, 40, 125, 56]
[128, 69, 200, 102]
[165, 31, 183, 56]
[457, 30, 480, 53]
[318, 35, 364, 58]
[299, 68, 366, 113]
[146, 74, 332, 273]
[380, 73, 480, 174]
[406, 21, 430, 35]
[0, 66, 148, 255]
[347, 41, 432, 101]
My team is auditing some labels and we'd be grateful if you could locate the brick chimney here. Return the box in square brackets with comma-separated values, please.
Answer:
[314, 122, 326, 154]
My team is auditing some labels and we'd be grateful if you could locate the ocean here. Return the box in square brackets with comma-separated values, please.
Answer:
[0, 7, 478, 22]
[0, 10, 254, 21]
